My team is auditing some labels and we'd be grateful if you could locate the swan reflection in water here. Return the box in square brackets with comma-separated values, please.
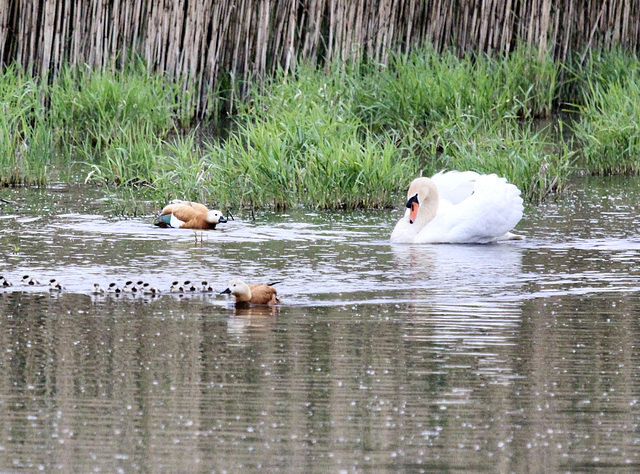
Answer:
[390, 241, 525, 301]
[390, 242, 525, 358]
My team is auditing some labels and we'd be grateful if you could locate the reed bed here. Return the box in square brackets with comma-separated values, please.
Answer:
[0, 66, 52, 186]
[49, 61, 181, 163]
[80, 48, 573, 209]
[2, 46, 639, 212]
[349, 47, 571, 199]
[2, 0, 639, 119]
[570, 50, 640, 175]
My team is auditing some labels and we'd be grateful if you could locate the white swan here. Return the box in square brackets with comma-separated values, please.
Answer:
[390, 170, 524, 244]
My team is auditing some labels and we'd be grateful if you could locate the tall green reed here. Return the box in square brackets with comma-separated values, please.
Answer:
[88, 50, 570, 210]
[421, 117, 575, 200]
[0, 66, 52, 186]
[570, 49, 640, 175]
[572, 78, 640, 174]
[199, 70, 415, 209]
[353, 46, 559, 135]
[49, 60, 179, 162]
[348, 46, 568, 199]
[5, 45, 628, 211]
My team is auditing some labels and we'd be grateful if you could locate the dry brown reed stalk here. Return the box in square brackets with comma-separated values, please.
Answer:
[2, 0, 639, 118]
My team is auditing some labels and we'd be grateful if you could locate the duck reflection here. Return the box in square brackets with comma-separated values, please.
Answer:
[226, 304, 280, 335]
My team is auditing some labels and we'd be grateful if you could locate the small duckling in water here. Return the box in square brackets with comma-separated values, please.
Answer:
[201, 281, 214, 292]
[220, 279, 280, 306]
[122, 281, 138, 293]
[183, 280, 198, 292]
[49, 279, 64, 291]
[107, 283, 122, 294]
[0, 276, 13, 287]
[169, 281, 183, 293]
[92, 283, 106, 294]
[141, 283, 161, 295]
[22, 275, 40, 286]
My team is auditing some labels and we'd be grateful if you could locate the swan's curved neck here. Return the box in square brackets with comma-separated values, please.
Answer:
[407, 178, 438, 227]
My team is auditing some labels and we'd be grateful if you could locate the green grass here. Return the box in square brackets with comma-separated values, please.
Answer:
[353, 47, 559, 135]
[570, 49, 640, 175]
[0, 66, 52, 186]
[49, 60, 180, 162]
[1, 46, 639, 213]
[346, 46, 569, 199]
[422, 117, 575, 201]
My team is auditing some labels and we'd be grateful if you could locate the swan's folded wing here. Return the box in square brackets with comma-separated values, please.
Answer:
[419, 174, 523, 243]
[431, 170, 480, 205]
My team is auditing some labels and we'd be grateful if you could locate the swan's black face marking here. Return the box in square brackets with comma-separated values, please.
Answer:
[406, 193, 419, 209]
[406, 193, 419, 224]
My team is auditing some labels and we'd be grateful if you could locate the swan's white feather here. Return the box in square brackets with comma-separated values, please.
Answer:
[430, 170, 478, 205]
[390, 171, 524, 244]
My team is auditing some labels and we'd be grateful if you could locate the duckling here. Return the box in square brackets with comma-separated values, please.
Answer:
[92, 283, 106, 294]
[107, 282, 122, 294]
[122, 281, 138, 293]
[220, 279, 280, 306]
[201, 281, 214, 292]
[49, 279, 64, 291]
[169, 281, 183, 293]
[22, 275, 40, 286]
[0, 276, 13, 287]
[155, 201, 227, 230]
[142, 283, 161, 295]
[183, 280, 198, 292]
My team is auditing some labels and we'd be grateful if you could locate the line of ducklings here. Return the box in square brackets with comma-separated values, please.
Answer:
[1, 275, 280, 306]
[2, 275, 64, 291]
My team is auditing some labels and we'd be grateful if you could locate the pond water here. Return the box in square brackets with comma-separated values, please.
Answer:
[1, 177, 640, 472]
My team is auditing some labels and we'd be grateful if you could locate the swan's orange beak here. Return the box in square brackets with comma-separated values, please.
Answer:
[409, 202, 419, 223]
[406, 194, 419, 224]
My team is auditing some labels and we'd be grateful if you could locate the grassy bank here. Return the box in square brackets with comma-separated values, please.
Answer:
[570, 49, 640, 175]
[0, 47, 637, 212]
[0, 66, 52, 186]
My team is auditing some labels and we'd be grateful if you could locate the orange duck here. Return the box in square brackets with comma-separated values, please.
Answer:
[155, 200, 227, 230]
[221, 279, 281, 306]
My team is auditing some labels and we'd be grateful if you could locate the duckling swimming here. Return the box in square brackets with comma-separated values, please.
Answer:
[141, 283, 161, 295]
[22, 275, 41, 286]
[122, 281, 138, 293]
[49, 279, 64, 291]
[183, 280, 198, 292]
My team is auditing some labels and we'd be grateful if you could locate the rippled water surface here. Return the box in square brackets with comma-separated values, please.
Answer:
[1, 177, 640, 471]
